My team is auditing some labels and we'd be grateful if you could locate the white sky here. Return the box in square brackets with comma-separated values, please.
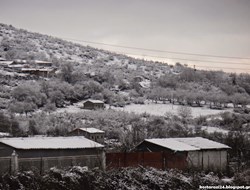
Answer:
[0, 0, 250, 73]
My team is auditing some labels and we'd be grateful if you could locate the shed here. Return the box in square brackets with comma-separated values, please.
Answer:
[135, 137, 230, 171]
[68, 127, 105, 144]
[0, 136, 105, 174]
[83, 100, 105, 110]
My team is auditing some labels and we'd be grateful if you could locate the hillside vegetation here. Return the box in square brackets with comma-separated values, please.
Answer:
[1, 23, 250, 113]
[0, 23, 250, 173]
[2, 166, 248, 190]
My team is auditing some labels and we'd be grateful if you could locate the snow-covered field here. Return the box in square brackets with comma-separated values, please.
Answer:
[186, 125, 229, 134]
[201, 126, 229, 134]
[55, 101, 88, 113]
[114, 103, 233, 118]
[53, 101, 233, 118]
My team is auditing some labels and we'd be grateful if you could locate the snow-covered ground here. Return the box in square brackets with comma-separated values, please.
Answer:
[113, 103, 233, 118]
[55, 104, 85, 114]
[55, 101, 88, 113]
[53, 101, 233, 118]
[201, 126, 229, 134]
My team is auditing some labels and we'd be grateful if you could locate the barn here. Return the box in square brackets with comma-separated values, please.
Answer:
[135, 137, 230, 171]
[68, 127, 105, 144]
[83, 100, 105, 110]
[0, 136, 105, 174]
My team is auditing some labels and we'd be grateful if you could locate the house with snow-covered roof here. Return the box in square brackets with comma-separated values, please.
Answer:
[68, 127, 105, 144]
[0, 132, 11, 138]
[0, 136, 105, 174]
[21, 68, 56, 77]
[135, 137, 230, 171]
[83, 99, 105, 110]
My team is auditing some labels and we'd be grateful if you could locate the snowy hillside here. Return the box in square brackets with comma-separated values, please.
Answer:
[0, 23, 171, 79]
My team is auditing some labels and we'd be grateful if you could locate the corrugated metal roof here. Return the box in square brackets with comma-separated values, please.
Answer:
[79, 128, 105, 133]
[174, 137, 230, 150]
[145, 137, 230, 151]
[145, 139, 200, 151]
[0, 136, 104, 150]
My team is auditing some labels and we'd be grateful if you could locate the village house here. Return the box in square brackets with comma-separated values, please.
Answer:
[32, 60, 53, 67]
[0, 59, 56, 77]
[135, 137, 230, 171]
[21, 68, 56, 77]
[0, 132, 11, 138]
[0, 136, 105, 174]
[0, 60, 14, 68]
[68, 127, 105, 144]
[83, 99, 105, 110]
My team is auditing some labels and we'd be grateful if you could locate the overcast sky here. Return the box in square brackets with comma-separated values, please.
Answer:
[0, 0, 250, 73]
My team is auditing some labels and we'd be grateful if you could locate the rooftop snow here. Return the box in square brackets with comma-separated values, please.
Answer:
[34, 60, 52, 64]
[79, 128, 105, 133]
[13, 59, 27, 64]
[145, 137, 230, 151]
[0, 61, 13, 65]
[0, 136, 104, 149]
[8, 64, 24, 68]
[174, 137, 230, 150]
[21, 68, 55, 72]
[0, 132, 11, 137]
[84, 99, 104, 104]
[145, 139, 200, 151]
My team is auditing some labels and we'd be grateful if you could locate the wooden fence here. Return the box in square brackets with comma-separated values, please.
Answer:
[1, 151, 188, 174]
[0, 152, 104, 175]
[106, 152, 187, 170]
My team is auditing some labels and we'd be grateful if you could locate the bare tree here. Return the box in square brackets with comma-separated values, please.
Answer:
[177, 106, 192, 124]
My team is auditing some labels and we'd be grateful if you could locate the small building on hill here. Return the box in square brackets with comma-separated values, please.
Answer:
[68, 127, 105, 144]
[83, 100, 105, 110]
[0, 136, 105, 174]
[0, 132, 11, 138]
[33, 60, 53, 67]
[0, 60, 13, 68]
[21, 68, 56, 77]
[135, 137, 230, 171]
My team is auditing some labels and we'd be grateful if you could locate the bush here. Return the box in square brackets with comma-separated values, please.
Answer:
[132, 97, 145, 104]
[234, 169, 250, 185]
